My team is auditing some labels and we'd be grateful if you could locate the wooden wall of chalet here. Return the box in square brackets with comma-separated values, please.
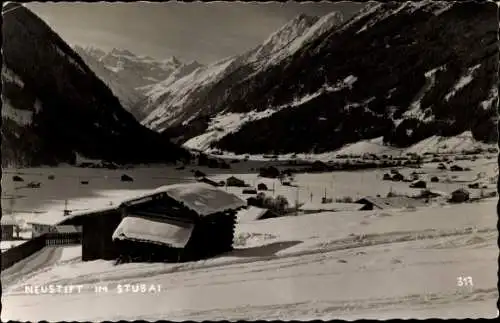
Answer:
[81, 211, 122, 261]
[182, 209, 238, 261]
[1, 225, 14, 240]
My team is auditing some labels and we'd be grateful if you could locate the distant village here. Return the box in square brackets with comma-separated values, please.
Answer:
[2, 144, 497, 269]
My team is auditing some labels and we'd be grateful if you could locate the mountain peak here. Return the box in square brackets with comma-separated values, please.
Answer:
[163, 56, 181, 66]
[110, 48, 135, 57]
[294, 13, 318, 23]
[2, 3, 187, 166]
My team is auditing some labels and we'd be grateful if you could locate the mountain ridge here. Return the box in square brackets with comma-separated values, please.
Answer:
[1, 2, 188, 167]
[162, 1, 497, 155]
[141, 12, 344, 131]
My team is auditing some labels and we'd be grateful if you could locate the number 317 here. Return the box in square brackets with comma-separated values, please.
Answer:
[457, 276, 473, 287]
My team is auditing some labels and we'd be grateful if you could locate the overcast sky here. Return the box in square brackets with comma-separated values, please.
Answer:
[26, 1, 363, 64]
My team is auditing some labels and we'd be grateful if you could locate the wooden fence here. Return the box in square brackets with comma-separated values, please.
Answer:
[1, 232, 82, 270]
[45, 232, 82, 246]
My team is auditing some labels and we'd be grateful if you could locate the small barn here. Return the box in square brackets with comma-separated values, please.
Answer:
[121, 174, 134, 182]
[226, 176, 246, 187]
[449, 188, 470, 203]
[32, 206, 120, 261]
[355, 196, 426, 210]
[1, 215, 17, 240]
[391, 172, 405, 181]
[56, 183, 246, 263]
[257, 183, 268, 191]
[236, 206, 278, 223]
[409, 180, 427, 189]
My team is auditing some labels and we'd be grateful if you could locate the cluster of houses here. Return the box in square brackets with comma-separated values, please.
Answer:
[2, 168, 489, 266]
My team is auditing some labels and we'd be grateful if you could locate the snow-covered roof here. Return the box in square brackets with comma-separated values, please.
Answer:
[237, 206, 270, 223]
[151, 183, 246, 216]
[30, 204, 119, 226]
[1, 214, 18, 226]
[299, 202, 365, 212]
[35, 183, 246, 226]
[112, 215, 194, 248]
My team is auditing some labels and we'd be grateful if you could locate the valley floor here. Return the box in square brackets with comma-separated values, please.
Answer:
[1, 155, 497, 320]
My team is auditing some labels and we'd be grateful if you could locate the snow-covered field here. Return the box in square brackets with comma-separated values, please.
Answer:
[1, 199, 497, 321]
[1, 155, 497, 320]
[2, 154, 496, 223]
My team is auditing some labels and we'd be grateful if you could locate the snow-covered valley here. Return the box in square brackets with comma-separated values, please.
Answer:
[1, 152, 498, 320]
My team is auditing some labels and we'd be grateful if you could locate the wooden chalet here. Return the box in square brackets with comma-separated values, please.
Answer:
[57, 183, 246, 263]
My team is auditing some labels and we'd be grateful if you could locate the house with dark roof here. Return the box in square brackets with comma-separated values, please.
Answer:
[53, 183, 246, 263]
[226, 176, 247, 187]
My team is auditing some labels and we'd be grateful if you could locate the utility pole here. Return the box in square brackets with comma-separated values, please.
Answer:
[331, 175, 334, 200]
[8, 196, 20, 238]
[63, 199, 70, 216]
[295, 187, 299, 216]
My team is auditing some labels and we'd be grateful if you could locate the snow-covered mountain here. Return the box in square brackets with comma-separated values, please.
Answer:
[160, 1, 498, 155]
[73, 46, 204, 120]
[73, 45, 144, 113]
[1, 2, 188, 166]
[141, 12, 344, 131]
[96, 48, 184, 88]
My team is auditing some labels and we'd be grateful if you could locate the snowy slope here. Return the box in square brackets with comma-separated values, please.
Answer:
[2, 199, 497, 320]
[404, 131, 496, 155]
[156, 1, 496, 155]
[98, 48, 183, 89]
[182, 75, 358, 152]
[1, 4, 188, 166]
[74, 46, 201, 94]
[141, 12, 344, 130]
[73, 45, 144, 112]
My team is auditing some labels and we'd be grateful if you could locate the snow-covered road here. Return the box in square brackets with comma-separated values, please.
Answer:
[2, 200, 497, 321]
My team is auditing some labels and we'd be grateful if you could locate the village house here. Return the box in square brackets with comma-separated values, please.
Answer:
[355, 196, 427, 210]
[449, 188, 470, 203]
[236, 206, 279, 223]
[51, 183, 246, 262]
[225, 176, 247, 187]
[27, 222, 81, 238]
[1, 214, 18, 240]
